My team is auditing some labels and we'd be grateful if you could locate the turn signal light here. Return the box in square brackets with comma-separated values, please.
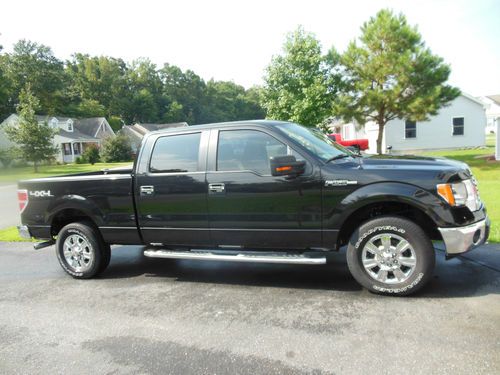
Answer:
[437, 184, 455, 206]
[17, 189, 29, 213]
[275, 166, 293, 172]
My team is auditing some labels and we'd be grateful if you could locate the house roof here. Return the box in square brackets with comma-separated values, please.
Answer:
[121, 122, 189, 138]
[74, 117, 107, 137]
[460, 92, 485, 107]
[3, 114, 110, 142]
[487, 95, 500, 106]
[56, 128, 99, 142]
[120, 125, 143, 145]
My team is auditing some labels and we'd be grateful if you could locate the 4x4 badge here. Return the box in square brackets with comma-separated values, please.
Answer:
[325, 180, 358, 187]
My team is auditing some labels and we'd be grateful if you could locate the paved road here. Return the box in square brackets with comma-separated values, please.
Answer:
[0, 242, 499, 374]
[0, 184, 20, 229]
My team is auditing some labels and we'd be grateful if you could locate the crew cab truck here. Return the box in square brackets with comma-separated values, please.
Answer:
[17, 120, 490, 296]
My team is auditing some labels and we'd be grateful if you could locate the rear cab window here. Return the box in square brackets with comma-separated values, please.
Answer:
[150, 132, 201, 173]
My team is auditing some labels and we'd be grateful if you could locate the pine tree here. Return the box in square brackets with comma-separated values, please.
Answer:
[5, 84, 58, 172]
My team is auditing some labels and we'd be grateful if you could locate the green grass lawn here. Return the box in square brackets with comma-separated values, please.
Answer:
[0, 227, 38, 242]
[0, 162, 132, 183]
[420, 134, 499, 243]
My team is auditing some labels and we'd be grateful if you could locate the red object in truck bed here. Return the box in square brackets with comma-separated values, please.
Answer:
[328, 133, 369, 151]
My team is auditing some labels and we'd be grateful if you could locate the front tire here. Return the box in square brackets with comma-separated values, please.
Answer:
[346, 216, 435, 296]
[56, 221, 110, 279]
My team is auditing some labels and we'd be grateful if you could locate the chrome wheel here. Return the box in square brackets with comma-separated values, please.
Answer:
[63, 234, 94, 272]
[361, 233, 417, 284]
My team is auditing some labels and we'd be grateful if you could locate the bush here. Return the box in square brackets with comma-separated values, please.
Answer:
[75, 156, 84, 164]
[100, 135, 132, 162]
[82, 144, 100, 165]
[0, 147, 19, 168]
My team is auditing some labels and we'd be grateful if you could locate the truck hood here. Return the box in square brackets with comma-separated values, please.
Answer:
[321, 154, 472, 190]
[360, 154, 469, 172]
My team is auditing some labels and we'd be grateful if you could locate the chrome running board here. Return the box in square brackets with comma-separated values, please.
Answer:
[143, 249, 326, 265]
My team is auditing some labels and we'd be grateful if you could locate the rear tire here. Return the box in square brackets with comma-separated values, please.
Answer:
[55, 221, 110, 279]
[346, 216, 435, 296]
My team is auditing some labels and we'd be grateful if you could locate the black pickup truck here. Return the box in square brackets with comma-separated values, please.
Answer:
[17, 120, 489, 295]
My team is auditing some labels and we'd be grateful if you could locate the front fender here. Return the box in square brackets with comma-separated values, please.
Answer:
[324, 182, 455, 230]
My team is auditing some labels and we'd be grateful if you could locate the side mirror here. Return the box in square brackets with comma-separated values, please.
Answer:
[270, 155, 306, 177]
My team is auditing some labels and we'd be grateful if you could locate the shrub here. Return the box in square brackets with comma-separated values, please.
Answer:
[100, 135, 132, 162]
[0, 147, 19, 168]
[75, 156, 84, 164]
[82, 144, 100, 165]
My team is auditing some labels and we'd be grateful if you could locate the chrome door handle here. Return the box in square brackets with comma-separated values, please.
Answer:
[208, 183, 225, 194]
[140, 185, 154, 196]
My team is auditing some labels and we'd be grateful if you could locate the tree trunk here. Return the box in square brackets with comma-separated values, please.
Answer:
[376, 121, 386, 154]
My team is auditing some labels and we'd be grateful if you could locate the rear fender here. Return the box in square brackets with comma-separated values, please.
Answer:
[46, 194, 105, 227]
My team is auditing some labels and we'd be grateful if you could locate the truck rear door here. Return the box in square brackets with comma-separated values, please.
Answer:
[135, 130, 211, 246]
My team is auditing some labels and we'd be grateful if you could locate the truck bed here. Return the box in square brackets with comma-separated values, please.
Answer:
[18, 165, 141, 244]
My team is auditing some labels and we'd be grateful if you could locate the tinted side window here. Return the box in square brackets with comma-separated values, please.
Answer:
[217, 130, 289, 175]
[150, 133, 201, 173]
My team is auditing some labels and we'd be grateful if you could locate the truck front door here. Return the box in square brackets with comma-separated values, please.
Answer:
[206, 128, 323, 249]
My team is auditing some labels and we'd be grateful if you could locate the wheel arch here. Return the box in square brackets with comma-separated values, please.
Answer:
[50, 208, 99, 237]
[336, 199, 442, 249]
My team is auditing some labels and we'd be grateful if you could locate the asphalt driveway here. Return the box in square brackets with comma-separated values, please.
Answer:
[0, 242, 499, 374]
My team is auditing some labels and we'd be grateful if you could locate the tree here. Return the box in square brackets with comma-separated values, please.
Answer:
[335, 9, 460, 154]
[100, 134, 132, 162]
[0, 146, 18, 168]
[4, 40, 65, 114]
[0, 45, 12, 120]
[262, 26, 339, 126]
[5, 85, 58, 172]
[82, 144, 100, 165]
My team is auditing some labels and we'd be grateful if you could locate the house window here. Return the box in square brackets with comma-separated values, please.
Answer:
[405, 120, 417, 138]
[453, 117, 464, 136]
[67, 120, 73, 132]
[62, 143, 72, 156]
[73, 143, 81, 155]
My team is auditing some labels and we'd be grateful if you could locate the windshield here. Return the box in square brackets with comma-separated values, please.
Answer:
[275, 123, 351, 162]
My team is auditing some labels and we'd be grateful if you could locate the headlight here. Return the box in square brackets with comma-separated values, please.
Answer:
[437, 179, 481, 211]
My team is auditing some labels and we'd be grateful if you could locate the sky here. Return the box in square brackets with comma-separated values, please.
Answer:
[1, 0, 499, 96]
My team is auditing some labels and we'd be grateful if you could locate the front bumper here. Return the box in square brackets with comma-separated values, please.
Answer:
[438, 217, 490, 256]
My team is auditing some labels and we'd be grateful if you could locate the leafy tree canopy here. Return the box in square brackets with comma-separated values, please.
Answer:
[262, 26, 340, 126]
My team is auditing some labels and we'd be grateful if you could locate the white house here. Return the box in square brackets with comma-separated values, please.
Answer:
[477, 95, 500, 134]
[0, 115, 115, 163]
[336, 93, 486, 154]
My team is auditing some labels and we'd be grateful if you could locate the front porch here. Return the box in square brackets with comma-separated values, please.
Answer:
[61, 141, 99, 163]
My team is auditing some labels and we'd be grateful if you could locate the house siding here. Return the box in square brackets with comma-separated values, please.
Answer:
[383, 95, 485, 153]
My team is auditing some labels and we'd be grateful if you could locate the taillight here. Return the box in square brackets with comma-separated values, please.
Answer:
[17, 189, 28, 213]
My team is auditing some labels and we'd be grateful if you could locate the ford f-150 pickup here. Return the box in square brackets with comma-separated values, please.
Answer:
[17, 120, 490, 295]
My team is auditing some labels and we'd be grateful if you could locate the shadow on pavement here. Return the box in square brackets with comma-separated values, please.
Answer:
[100, 245, 500, 298]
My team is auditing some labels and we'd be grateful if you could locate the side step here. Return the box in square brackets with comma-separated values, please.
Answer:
[143, 249, 326, 265]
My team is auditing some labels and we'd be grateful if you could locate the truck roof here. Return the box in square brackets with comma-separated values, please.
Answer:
[148, 119, 293, 134]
